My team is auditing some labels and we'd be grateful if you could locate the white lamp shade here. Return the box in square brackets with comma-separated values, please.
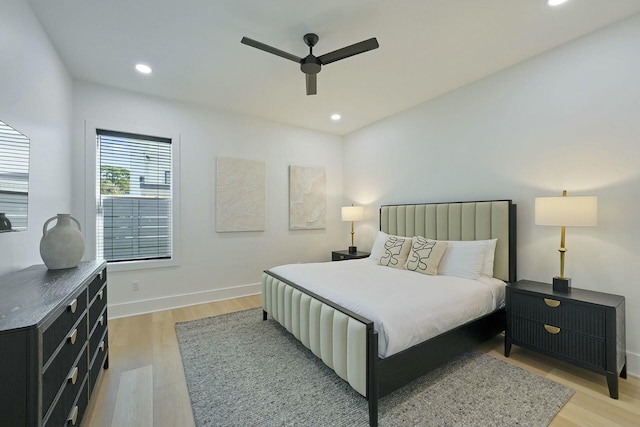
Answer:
[535, 196, 598, 226]
[341, 206, 364, 222]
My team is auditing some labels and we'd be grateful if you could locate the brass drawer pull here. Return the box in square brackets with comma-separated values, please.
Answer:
[98, 290, 104, 300]
[68, 328, 78, 345]
[68, 366, 79, 385]
[68, 299, 78, 313]
[99, 315, 104, 326]
[544, 298, 560, 308]
[544, 324, 561, 334]
[68, 405, 79, 425]
[100, 340, 105, 352]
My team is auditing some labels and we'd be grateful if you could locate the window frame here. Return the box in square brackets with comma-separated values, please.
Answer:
[84, 120, 181, 272]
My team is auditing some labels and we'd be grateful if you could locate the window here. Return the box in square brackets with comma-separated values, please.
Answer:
[96, 129, 173, 263]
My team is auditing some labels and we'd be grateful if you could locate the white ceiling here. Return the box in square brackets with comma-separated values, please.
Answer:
[28, 0, 640, 135]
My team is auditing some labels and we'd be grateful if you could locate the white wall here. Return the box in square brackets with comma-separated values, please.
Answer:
[343, 14, 640, 375]
[72, 81, 344, 317]
[0, 0, 74, 276]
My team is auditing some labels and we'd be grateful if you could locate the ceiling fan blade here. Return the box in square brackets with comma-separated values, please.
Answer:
[306, 74, 317, 95]
[317, 38, 379, 65]
[241, 37, 302, 63]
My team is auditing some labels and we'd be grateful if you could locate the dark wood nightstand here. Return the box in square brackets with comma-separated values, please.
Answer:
[505, 280, 626, 399]
[331, 250, 370, 261]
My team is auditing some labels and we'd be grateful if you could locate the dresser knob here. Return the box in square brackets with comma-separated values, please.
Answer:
[544, 298, 560, 308]
[68, 366, 79, 385]
[98, 290, 104, 300]
[68, 328, 78, 345]
[99, 315, 104, 326]
[100, 340, 105, 352]
[68, 299, 78, 313]
[68, 405, 79, 425]
[544, 324, 561, 334]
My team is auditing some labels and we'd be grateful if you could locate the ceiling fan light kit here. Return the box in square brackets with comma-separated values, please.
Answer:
[241, 33, 379, 95]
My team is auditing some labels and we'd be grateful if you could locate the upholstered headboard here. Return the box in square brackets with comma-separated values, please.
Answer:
[380, 200, 516, 283]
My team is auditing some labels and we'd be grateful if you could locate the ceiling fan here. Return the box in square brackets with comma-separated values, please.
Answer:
[241, 33, 379, 95]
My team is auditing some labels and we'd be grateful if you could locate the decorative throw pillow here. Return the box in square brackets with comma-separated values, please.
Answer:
[404, 237, 448, 276]
[377, 235, 412, 269]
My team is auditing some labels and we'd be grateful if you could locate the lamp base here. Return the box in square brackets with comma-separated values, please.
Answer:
[552, 277, 571, 293]
[348, 246, 357, 254]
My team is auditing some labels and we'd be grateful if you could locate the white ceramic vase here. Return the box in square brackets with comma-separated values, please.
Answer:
[40, 214, 85, 270]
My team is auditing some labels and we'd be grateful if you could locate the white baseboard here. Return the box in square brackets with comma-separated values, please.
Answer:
[626, 350, 639, 378]
[107, 282, 261, 319]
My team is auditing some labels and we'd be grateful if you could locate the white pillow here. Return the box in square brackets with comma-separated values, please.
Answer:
[436, 240, 487, 280]
[377, 235, 412, 269]
[369, 231, 389, 261]
[482, 239, 498, 277]
[404, 237, 448, 276]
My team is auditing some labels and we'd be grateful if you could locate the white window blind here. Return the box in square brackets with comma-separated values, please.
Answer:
[0, 120, 29, 231]
[96, 129, 172, 262]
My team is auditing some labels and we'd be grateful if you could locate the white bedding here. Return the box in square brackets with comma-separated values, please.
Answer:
[269, 258, 506, 358]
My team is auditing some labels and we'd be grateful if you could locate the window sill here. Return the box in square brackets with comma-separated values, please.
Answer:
[105, 257, 179, 272]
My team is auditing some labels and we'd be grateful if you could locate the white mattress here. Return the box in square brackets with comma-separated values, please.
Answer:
[269, 258, 506, 358]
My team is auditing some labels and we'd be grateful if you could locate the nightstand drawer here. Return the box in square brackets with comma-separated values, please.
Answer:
[511, 316, 606, 369]
[509, 292, 606, 338]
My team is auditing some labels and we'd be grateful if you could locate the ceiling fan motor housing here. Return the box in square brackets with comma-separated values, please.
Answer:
[301, 56, 321, 74]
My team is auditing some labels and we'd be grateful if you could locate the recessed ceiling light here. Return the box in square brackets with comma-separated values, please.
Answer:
[135, 63, 152, 74]
[331, 114, 341, 121]
[547, 0, 569, 6]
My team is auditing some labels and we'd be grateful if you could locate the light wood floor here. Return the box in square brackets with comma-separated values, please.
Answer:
[84, 295, 639, 427]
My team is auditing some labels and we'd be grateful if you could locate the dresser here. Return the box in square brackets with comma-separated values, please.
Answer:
[505, 280, 626, 398]
[0, 260, 108, 427]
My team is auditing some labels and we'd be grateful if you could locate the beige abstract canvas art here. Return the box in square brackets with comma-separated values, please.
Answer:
[289, 165, 326, 230]
[216, 156, 266, 232]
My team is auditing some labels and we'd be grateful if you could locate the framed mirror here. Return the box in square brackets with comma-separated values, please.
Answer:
[0, 120, 30, 232]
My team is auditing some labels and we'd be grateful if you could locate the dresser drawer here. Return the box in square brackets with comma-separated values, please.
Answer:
[509, 291, 606, 338]
[89, 332, 109, 396]
[43, 345, 88, 427]
[89, 307, 108, 359]
[88, 268, 107, 303]
[510, 316, 606, 369]
[89, 284, 107, 330]
[43, 288, 87, 364]
[63, 379, 89, 427]
[43, 313, 88, 414]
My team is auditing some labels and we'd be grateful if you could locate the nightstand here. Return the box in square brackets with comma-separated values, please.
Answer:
[505, 280, 626, 399]
[331, 250, 370, 261]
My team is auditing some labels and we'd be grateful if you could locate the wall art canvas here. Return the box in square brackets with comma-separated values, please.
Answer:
[216, 157, 265, 232]
[289, 165, 326, 230]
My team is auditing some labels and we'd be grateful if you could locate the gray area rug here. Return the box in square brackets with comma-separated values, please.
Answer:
[176, 308, 573, 427]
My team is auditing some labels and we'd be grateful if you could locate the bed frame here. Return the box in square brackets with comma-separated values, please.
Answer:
[262, 200, 517, 426]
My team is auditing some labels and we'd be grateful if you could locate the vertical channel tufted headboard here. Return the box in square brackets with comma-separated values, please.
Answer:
[380, 200, 517, 283]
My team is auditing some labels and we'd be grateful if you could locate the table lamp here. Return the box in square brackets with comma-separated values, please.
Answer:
[535, 190, 597, 292]
[341, 205, 364, 254]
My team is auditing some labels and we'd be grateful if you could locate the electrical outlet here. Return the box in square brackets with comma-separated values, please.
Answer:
[132, 280, 140, 291]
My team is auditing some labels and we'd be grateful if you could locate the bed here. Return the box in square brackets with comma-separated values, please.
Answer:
[261, 200, 517, 426]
